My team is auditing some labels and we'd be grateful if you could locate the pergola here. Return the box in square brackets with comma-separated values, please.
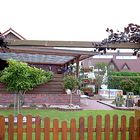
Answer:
[1, 39, 140, 76]
[0, 40, 99, 77]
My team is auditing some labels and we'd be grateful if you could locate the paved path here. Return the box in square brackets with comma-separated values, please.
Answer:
[80, 98, 113, 110]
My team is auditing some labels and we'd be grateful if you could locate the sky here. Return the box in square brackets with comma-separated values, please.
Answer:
[0, 0, 140, 41]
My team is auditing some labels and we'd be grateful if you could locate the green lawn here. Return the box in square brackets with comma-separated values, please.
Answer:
[0, 109, 134, 117]
[0, 109, 134, 125]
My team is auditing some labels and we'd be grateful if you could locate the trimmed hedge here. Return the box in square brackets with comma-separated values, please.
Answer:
[111, 72, 140, 76]
[108, 76, 140, 94]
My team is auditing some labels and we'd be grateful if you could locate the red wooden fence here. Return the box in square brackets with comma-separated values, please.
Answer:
[0, 114, 140, 140]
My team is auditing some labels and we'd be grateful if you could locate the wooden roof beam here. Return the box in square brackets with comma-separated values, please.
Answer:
[7, 40, 140, 49]
[7, 40, 96, 48]
[9, 47, 98, 56]
[101, 42, 140, 49]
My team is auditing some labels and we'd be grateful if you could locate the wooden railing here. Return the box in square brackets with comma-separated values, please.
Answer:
[0, 114, 140, 140]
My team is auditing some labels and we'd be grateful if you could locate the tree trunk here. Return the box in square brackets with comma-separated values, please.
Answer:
[17, 93, 20, 114]
[14, 93, 17, 116]
[70, 92, 73, 105]
[15, 91, 24, 114]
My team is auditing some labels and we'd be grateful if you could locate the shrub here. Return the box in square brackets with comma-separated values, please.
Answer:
[63, 75, 79, 91]
[108, 76, 140, 94]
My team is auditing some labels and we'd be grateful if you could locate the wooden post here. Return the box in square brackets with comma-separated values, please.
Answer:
[76, 56, 80, 78]
[135, 109, 140, 120]
[136, 119, 140, 140]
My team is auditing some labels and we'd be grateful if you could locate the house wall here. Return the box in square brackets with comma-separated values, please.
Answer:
[29, 64, 62, 74]
[5, 32, 21, 40]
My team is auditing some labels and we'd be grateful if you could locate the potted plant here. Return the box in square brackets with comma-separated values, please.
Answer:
[81, 87, 93, 96]
[82, 78, 91, 84]
[114, 95, 125, 107]
[80, 67, 93, 73]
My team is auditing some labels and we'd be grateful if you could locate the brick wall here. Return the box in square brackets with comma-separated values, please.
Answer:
[0, 74, 80, 105]
[0, 93, 80, 105]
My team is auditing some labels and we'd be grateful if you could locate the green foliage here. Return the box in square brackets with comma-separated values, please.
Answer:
[108, 76, 140, 94]
[63, 75, 79, 91]
[94, 62, 109, 93]
[119, 79, 137, 92]
[95, 62, 108, 74]
[81, 87, 93, 93]
[0, 59, 53, 92]
[111, 71, 140, 76]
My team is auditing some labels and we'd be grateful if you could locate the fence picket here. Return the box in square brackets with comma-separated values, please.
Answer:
[17, 114, 23, 140]
[79, 117, 85, 140]
[88, 116, 93, 140]
[96, 115, 102, 140]
[104, 114, 110, 140]
[136, 118, 140, 140]
[70, 119, 76, 140]
[26, 115, 32, 140]
[113, 115, 118, 140]
[53, 119, 59, 140]
[8, 115, 14, 140]
[0, 114, 139, 140]
[0, 116, 5, 140]
[129, 117, 135, 140]
[121, 115, 126, 140]
[44, 117, 50, 140]
[62, 121, 67, 140]
[35, 116, 41, 140]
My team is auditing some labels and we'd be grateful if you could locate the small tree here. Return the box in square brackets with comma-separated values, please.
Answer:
[119, 79, 137, 94]
[0, 59, 53, 114]
[63, 75, 79, 106]
[94, 62, 108, 93]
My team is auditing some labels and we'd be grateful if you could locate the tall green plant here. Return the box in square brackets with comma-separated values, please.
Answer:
[0, 59, 53, 114]
[63, 75, 79, 91]
[94, 62, 109, 93]
[108, 76, 140, 94]
[63, 75, 79, 105]
[119, 79, 137, 93]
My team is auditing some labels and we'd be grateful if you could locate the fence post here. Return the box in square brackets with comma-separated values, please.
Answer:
[104, 114, 110, 140]
[35, 116, 41, 140]
[70, 119, 76, 140]
[121, 115, 126, 140]
[17, 114, 23, 140]
[87, 116, 93, 140]
[8, 115, 14, 140]
[53, 119, 59, 140]
[112, 115, 118, 140]
[136, 118, 140, 140]
[135, 109, 140, 121]
[96, 115, 102, 140]
[44, 117, 50, 140]
[129, 117, 135, 140]
[79, 117, 85, 140]
[0, 116, 5, 140]
[62, 121, 67, 140]
[26, 115, 32, 140]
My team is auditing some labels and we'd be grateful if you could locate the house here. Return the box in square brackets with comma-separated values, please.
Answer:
[0, 28, 96, 106]
[2, 28, 26, 40]
[82, 53, 140, 72]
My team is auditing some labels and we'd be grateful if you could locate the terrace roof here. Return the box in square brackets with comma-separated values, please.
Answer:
[0, 46, 97, 65]
[2, 39, 140, 65]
